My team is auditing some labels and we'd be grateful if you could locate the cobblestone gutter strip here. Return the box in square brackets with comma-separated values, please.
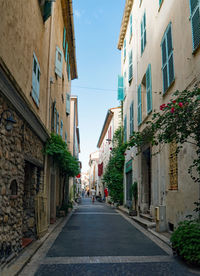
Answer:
[1, 211, 74, 276]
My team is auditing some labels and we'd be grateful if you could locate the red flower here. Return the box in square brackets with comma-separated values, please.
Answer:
[172, 100, 176, 104]
[124, 153, 127, 156]
[160, 104, 166, 110]
[178, 102, 183, 107]
[171, 107, 175, 113]
[110, 147, 112, 150]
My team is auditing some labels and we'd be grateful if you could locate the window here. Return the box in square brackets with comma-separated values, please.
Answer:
[146, 64, 152, 113]
[130, 101, 134, 136]
[66, 93, 70, 115]
[10, 180, 18, 196]
[56, 111, 59, 134]
[141, 12, 146, 54]
[124, 39, 126, 60]
[137, 84, 142, 125]
[65, 42, 68, 62]
[124, 115, 127, 142]
[130, 14, 133, 39]
[129, 50, 133, 82]
[52, 101, 56, 132]
[169, 141, 178, 190]
[117, 75, 124, 101]
[60, 120, 63, 137]
[190, 0, 200, 51]
[161, 23, 174, 93]
[39, 0, 52, 22]
[65, 131, 68, 144]
[32, 53, 40, 106]
[55, 46, 63, 78]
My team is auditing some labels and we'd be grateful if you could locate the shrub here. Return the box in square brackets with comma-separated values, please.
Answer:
[170, 220, 200, 265]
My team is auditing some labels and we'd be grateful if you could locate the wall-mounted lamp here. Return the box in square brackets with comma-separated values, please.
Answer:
[0, 109, 16, 131]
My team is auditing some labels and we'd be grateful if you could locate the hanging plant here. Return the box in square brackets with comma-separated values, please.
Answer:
[44, 133, 80, 177]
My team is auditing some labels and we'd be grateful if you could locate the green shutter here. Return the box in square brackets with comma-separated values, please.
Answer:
[130, 15, 132, 38]
[65, 42, 68, 61]
[146, 64, 152, 113]
[129, 51, 133, 81]
[190, 0, 200, 51]
[137, 84, 142, 125]
[43, 1, 52, 22]
[60, 120, 63, 137]
[143, 13, 146, 48]
[141, 13, 146, 54]
[124, 115, 127, 142]
[56, 112, 59, 134]
[141, 20, 143, 54]
[63, 27, 66, 49]
[66, 93, 70, 115]
[55, 46, 63, 78]
[130, 101, 134, 136]
[159, 0, 163, 7]
[118, 75, 124, 101]
[32, 53, 40, 106]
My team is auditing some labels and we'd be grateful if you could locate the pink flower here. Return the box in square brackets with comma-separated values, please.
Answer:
[171, 107, 175, 113]
[178, 102, 183, 107]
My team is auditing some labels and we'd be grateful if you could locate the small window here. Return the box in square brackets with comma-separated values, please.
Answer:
[55, 46, 63, 78]
[66, 93, 70, 115]
[60, 120, 63, 137]
[32, 53, 40, 107]
[10, 180, 18, 195]
[161, 23, 175, 93]
[141, 12, 146, 55]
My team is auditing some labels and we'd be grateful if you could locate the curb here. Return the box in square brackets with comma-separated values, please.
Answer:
[1, 211, 73, 276]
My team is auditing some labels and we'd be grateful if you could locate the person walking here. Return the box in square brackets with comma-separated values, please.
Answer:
[91, 189, 96, 203]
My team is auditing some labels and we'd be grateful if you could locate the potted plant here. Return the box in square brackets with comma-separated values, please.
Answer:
[129, 181, 138, 216]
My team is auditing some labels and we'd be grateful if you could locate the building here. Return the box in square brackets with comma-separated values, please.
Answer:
[88, 151, 100, 193]
[118, 0, 199, 231]
[97, 107, 122, 196]
[0, 0, 77, 262]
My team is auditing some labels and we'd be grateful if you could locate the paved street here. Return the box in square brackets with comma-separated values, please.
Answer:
[20, 198, 198, 276]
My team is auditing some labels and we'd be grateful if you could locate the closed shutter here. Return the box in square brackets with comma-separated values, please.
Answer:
[56, 112, 59, 134]
[60, 120, 63, 137]
[141, 20, 143, 54]
[32, 53, 40, 106]
[129, 51, 133, 82]
[143, 13, 146, 48]
[146, 64, 152, 113]
[130, 102, 134, 136]
[124, 39, 126, 60]
[43, 0, 52, 22]
[124, 115, 127, 142]
[190, 0, 200, 51]
[141, 12, 146, 54]
[63, 27, 66, 49]
[55, 46, 63, 78]
[118, 75, 124, 101]
[130, 14, 132, 38]
[137, 84, 142, 125]
[66, 93, 70, 115]
[65, 42, 68, 61]
[65, 131, 67, 144]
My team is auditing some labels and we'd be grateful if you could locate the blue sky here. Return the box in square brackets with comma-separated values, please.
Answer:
[71, 0, 125, 172]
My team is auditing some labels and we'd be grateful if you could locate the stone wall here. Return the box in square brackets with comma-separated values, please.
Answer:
[0, 93, 44, 262]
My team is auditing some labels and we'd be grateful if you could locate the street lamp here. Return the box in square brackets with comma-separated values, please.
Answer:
[0, 109, 16, 131]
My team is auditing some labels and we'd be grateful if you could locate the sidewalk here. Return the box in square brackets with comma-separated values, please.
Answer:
[117, 205, 171, 247]
[1, 211, 73, 276]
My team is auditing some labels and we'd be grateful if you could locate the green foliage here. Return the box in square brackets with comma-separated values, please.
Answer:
[103, 127, 126, 204]
[44, 133, 80, 177]
[170, 220, 200, 265]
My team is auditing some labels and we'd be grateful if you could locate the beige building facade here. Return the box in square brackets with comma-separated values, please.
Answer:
[0, 0, 78, 262]
[97, 107, 122, 196]
[118, 0, 199, 231]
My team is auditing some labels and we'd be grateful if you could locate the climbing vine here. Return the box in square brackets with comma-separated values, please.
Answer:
[44, 133, 80, 177]
[103, 127, 127, 204]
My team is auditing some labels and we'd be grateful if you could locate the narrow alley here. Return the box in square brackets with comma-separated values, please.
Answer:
[18, 198, 195, 276]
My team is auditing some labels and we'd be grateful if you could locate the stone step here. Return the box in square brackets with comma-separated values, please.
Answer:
[131, 216, 156, 229]
[139, 213, 155, 222]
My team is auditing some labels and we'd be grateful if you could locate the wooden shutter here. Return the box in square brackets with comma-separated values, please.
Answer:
[141, 20, 143, 54]
[124, 39, 126, 60]
[66, 93, 70, 115]
[146, 64, 152, 113]
[137, 84, 142, 125]
[43, 0, 52, 22]
[143, 13, 146, 48]
[118, 75, 124, 101]
[130, 14, 132, 38]
[190, 0, 200, 51]
[60, 120, 63, 137]
[63, 27, 66, 50]
[166, 25, 174, 85]
[124, 115, 127, 142]
[55, 46, 63, 78]
[65, 131, 68, 144]
[32, 53, 40, 106]
[65, 42, 68, 61]
[129, 51, 133, 82]
[56, 112, 59, 134]
[130, 102, 134, 136]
